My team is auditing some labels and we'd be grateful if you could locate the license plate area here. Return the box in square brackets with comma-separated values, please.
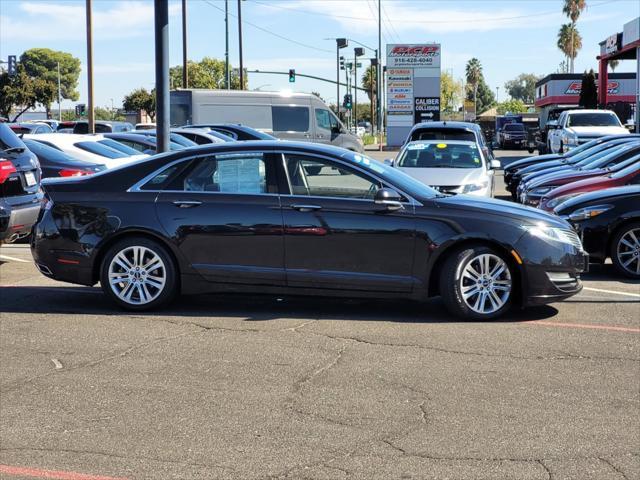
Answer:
[24, 171, 37, 187]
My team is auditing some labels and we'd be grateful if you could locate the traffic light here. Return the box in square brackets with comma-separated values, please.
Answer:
[7, 55, 17, 76]
[342, 94, 352, 110]
[288, 69, 295, 83]
[339, 56, 345, 71]
[75, 104, 86, 117]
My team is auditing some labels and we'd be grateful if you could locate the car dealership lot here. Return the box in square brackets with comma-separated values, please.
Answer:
[1, 151, 639, 480]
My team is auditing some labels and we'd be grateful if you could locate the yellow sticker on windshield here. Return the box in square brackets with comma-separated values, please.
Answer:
[474, 158, 480, 164]
[436, 143, 447, 149]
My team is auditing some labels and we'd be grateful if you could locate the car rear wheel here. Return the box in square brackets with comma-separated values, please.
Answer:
[611, 222, 640, 279]
[440, 246, 513, 320]
[100, 237, 177, 310]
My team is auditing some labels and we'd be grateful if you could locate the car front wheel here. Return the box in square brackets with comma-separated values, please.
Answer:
[100, 237, 178, 310]
[611, 222, 640, 279]
[440, 246, 514, 320]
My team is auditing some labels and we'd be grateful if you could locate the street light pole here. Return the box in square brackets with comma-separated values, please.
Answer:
[86, 0, 95, 134]
[182, 0, 188, 88]
[354, 47, 364, 131]
[154, 0, 170, 153]
[57, 62, 61, 122]
[238, 0, 244, 89]
[496, 86, 499, 103]
[225, 0, 230, 89]
[377, 0, 382, 141]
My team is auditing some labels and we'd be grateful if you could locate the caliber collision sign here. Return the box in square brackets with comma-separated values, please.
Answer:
[386, 43, 441, 146]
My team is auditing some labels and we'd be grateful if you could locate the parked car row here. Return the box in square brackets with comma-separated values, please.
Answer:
[504, 134, 640, 278]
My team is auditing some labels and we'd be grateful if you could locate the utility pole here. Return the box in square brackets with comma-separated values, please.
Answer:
[496, 86, 499, 103]
[154, 0, 170, 153]
[86, 0, 95, 134]
[377, 0, 382, 142]
[182, 0, 188, 88]
[57, 62, 62, 122]
[225, 0, 230, 89]
[238, 0, 244, 89]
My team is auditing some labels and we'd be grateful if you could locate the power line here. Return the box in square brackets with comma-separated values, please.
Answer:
[381, 1, 401, 43]
[203, 0, 332, 54]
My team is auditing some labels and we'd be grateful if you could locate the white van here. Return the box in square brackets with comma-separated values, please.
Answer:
[170, 90, 363, 153]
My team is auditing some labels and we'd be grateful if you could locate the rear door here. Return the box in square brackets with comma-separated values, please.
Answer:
[154, 149, 285, 286]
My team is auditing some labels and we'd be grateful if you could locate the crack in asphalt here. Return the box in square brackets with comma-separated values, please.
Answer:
[598, 456, 629, 480]
[0, 446, 235, 472]
[538, 459, 553, 480]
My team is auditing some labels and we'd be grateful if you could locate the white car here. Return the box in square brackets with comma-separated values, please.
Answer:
[23, 133, 149, 168]
[548, 109, 628, 154]
[389, 140, 500, 197]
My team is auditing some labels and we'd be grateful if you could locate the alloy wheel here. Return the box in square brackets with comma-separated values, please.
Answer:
[616, 228, 640, 276]
[107, 246, 166, 305]
[460, 253, 512, 315]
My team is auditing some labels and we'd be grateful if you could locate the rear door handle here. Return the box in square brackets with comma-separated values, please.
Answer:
[172, 200, 202, 208]
[290, 204, 322, 212]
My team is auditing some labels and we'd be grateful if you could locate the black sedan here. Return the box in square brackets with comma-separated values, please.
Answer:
[556, 186, 640, 278]
[23, 139, 106, 178]
[32, 142, 588, 320]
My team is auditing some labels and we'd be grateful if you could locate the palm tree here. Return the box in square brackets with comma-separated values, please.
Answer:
[465, 58, 482, 113]
[557, 24, 582, 72]
[608, 59, 620, 72]
[562, 0, 586, 73]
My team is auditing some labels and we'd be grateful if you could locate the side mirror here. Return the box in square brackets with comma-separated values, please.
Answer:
[490, 159, 501, 169]
[374, 188, 403, 211]
[383, 158, 394, 166]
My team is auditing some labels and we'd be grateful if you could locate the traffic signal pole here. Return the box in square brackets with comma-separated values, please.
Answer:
[85, 0, 95, 134]
[154, 0, 170, 153]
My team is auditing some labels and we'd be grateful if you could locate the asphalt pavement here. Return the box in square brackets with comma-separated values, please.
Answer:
[0, 150, 638, 480]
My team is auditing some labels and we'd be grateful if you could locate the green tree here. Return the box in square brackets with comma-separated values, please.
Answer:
[440, 71, 463, 113]
[504, 73, 540, 104]
[496, 99, 528, 115]
[0, 66, 56, 121]
[608, 59, 620, 72]
[474, 78, 496, 115]
[170, 57, 246, 90]
[361, 65, 377, 102]
[561, 0, 586, 73]
[578, 69, 598, 109]
[557, 24, 582, 73]
[465, 58, 483, 113]
[19, 48, 81, 117]
[94, 106, 124, 121]
[123, 87, 156, 121]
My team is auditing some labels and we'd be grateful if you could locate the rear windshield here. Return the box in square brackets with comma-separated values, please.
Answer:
[98, 139, 142, 156]
[397, 143, 483, 169]
[74, 141, 128, 159]
[411, 128, 476, 142]
[23, 139, 76, 161]
[567, 113, 621, 127]
[504, 124, 525, 131]
[0, 124, 28, 150]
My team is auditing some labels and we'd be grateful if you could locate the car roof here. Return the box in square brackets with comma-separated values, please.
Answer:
[405, 139, 478, 146]
[410, 121, 479, 131]
[564, 109, 616, 114]
[23, 133, 107, 145]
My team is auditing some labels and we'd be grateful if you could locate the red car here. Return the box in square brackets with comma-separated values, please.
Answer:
[540, 161, 640, 211]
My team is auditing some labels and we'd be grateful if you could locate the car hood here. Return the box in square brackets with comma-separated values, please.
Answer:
[567, 126, 629, 136]
[554, 186, 640, 214]
[545, 175, 616, 200]
[434, 194, 568, 228]
[396, 167, 488, 186]
[517, 159, 565, 175]
[505, 153, 562, 172]
[526, 168, 604, 190]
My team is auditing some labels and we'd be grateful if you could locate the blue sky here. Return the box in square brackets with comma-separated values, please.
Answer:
[1, 0, 638, 110]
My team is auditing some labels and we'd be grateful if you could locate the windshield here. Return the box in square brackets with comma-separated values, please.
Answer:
[504, 124, 525, 131]
[397, 142, 483, 169]
[98, 139, 142, 156]
[575, 145, 629, 168]
[567, 112, 621, 127]
[343, 152, 440, 199]
[570, 142, 630, 163]
[74, 141, 128, 159]
[412, 128, 476, 142]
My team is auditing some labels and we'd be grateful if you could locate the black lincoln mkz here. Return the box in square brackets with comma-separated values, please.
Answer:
[32, 142, 587, 320]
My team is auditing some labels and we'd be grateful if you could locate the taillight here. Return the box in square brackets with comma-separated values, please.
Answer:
[58, 168, 92, 177]
[0, 159, 17, 184]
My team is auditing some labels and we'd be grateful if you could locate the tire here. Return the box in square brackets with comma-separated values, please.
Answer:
[610, 222, 640, 279]
[439, 245, 514, 320]
[100, 236, 178, 311]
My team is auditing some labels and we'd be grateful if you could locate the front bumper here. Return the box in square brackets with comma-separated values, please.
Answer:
[515, 232, 588, 307]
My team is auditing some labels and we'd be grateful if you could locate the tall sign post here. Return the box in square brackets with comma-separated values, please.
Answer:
[154, 0, 170, 153]
[386, 44, 441, 147]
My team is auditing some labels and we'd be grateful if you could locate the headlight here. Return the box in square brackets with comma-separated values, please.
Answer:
[529, 186, 556, 196]
[568, 204, 613, 221]
[460, 181, 489, 194]
[563, 133, 578, 146]
[523, 225, 577, 246]
[504, 134, 511, 139]
[546, 193, 580, 210]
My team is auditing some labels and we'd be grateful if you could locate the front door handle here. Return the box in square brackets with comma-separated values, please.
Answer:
[290, 204, 322, 212]
[172, 200, 202, 208]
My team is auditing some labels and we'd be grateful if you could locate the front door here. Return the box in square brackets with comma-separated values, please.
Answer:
[155, 151, 285, 286]
[277, 152, 417, 292]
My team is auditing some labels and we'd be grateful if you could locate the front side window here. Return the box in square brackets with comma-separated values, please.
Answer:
[315, 109, 332, 130]
[284, 154, 380, 199]
[171, 153, 267, 194]
[272, 106, 309, 132]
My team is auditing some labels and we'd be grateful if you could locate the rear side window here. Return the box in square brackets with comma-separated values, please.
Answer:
[74, 141, 128, 159]
[272, 106, 309, 132]
[412, 128, 475, 142]
[98, 139, 141, 156]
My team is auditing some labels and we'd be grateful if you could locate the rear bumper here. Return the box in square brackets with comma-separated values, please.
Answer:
[0, 198, 41, 241]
